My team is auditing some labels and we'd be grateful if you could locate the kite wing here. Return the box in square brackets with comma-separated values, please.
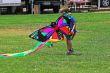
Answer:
[56, 15, 71, 28]
[55, 15, 71, 36]
[29, 25, 55, 42]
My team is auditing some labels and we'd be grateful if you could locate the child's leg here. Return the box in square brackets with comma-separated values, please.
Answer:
[66, 39, 72, 50]
[66, 33, 76, 55]
[66, 39, 74, 55]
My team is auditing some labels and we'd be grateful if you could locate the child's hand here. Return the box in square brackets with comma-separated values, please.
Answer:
[70, 30, 74, 35]
[69, 31, 74, 40]
[70, 32, 74, 35]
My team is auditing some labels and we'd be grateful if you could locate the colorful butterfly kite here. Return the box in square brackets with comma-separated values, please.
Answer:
[29, 15, 71, 42]
[0, 15, 71, 58]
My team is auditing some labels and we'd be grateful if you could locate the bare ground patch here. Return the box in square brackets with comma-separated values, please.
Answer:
[0, 25, 45, 36]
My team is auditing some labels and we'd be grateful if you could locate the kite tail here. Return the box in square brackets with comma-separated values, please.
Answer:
[0, 41, 48, 58]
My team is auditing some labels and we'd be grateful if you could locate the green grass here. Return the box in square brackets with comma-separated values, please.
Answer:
[0, 13, 110, 73]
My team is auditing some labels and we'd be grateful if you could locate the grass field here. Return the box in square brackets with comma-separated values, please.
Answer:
[0, 13, 110, 73]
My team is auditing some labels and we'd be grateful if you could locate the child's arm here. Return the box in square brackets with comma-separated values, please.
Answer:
[70, 23, 76, 34]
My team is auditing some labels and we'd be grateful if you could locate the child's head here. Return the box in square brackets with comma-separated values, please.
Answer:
[59, 7, 70, 14]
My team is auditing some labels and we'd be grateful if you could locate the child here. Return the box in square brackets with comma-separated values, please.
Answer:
[59, 7, 77, 55]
